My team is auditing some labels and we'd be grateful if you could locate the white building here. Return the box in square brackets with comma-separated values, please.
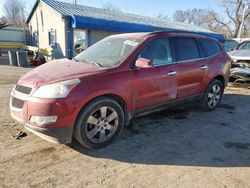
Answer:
[26, 0, 224, 59]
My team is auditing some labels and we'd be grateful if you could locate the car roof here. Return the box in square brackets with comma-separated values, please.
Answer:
[108, 32, 151, 40]
[110, 31, 218, 41]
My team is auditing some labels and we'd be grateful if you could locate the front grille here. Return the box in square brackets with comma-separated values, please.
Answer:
[12, 97, 25, 109]
[15, 85, 32, 95]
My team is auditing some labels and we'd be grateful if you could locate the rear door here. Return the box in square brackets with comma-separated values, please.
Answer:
[172, 37, 208, 99]
[131, 37, 177, 111]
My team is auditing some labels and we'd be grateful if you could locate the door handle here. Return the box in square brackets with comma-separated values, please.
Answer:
[168, 71, 177, 76]
[201, 65, 208, 70]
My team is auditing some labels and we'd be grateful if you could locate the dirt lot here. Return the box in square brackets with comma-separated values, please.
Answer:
[1, 57, 250, 188]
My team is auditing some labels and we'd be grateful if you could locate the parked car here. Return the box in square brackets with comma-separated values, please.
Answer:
[10, 31, 231, 149]
[224, 39, 239, 52]
[228, 40, 250, 82]
[74, 39, 87, 55]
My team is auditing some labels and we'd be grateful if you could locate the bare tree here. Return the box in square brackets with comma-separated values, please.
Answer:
[103, 3, 122, 13]
[172, 8, 225, 34]
[173, 10, 186, 23]
[245, 15, 250, 37]
[156, 14, 169, 20]
[173, 9, 209, 26]
[213, 0, 250, 37]
[0, 17, 7, 23]
[173, 1, 250, 38]
[3, 0, 27, 30]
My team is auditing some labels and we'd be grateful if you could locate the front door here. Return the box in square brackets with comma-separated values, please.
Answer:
[131, 37, 177, 111]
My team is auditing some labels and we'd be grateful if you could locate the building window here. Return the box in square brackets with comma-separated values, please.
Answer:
[74, 29, 88, 55]
[48, 29, 57, 47]
[33, 30, 39, 47]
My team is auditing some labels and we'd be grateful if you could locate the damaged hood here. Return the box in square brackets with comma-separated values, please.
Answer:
[228, 50, 250, 61]
[231, 67, 250, 75]
[231, 67, 250, 81]
[18, 59, 107, 87]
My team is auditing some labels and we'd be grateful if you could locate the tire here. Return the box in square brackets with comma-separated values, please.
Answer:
[74, 97, 124, 149]
[201, 79, 224, 111]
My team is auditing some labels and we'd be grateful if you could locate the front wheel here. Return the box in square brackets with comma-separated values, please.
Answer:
[201, 79, 224, 111]
[74, 97, 124, 149]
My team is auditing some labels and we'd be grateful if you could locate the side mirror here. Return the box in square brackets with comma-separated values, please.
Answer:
[135, 58, 153, 69]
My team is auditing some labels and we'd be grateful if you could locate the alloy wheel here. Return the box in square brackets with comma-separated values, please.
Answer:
[207, 84, 221, 109]
[85, 106, 119, 143]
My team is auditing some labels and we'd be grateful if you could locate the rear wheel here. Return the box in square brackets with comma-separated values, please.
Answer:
[74, 97, 124, 149]
[201, 79, 223, 111]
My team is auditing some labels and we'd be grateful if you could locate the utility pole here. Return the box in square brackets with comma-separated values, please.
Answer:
[74, 0, 77, 5]
[237, 1, 249, 39]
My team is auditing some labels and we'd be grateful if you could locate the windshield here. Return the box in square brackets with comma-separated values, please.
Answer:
[74, 37, 143, 67]
[237, 41, 250, 50]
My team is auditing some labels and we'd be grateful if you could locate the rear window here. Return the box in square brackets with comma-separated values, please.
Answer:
[199, 39, 221, 57]
[173, 37, 200, 62]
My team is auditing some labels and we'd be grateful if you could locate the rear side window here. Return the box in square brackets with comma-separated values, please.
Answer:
[173, 37, 200, 62]
[199, 39, 221, 57]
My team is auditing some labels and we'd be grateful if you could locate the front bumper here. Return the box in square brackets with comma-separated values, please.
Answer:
[11, 110, 74, 144]
[25, 123, 73, 144]
[10, 84, 78, 144]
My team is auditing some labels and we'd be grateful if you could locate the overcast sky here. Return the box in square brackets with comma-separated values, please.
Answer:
[0, 0, 223, 19]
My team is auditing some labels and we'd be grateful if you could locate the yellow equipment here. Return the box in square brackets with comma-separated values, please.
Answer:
[0, 44, 52, 57]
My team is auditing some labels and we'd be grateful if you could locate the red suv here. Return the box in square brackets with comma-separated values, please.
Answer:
[10, 32, 231, 149]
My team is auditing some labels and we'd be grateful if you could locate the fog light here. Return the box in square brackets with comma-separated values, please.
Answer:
[30, 116, 57, 125]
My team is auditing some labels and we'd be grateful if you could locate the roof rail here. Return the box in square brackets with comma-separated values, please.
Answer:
[149, 29, 225, 42]
[149, 29, 207, 36]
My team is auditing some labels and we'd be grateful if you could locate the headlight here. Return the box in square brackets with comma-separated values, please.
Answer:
[32, 79, 80, 98]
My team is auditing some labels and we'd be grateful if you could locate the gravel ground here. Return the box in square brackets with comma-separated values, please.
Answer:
[1, 57, 250, 188]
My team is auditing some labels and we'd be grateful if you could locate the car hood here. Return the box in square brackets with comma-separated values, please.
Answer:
[228, 50, 250, 60]
[18, 59, 106, 87]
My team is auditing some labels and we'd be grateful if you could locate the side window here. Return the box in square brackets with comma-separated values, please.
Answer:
[174, 37, 200, 62]
[138, 38, 172, 66]
[199, 39, 221, 57]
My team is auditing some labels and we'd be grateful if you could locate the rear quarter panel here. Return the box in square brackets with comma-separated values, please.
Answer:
[206, 51, 231, 89]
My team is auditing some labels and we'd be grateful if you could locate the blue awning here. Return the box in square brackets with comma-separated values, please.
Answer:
[198, 31, 225, 42]
[71, 15, 154, 32]
[70, 15, 224, 42]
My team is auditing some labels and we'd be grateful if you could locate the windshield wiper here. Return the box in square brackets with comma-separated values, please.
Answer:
[90, 61, 103, 67]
